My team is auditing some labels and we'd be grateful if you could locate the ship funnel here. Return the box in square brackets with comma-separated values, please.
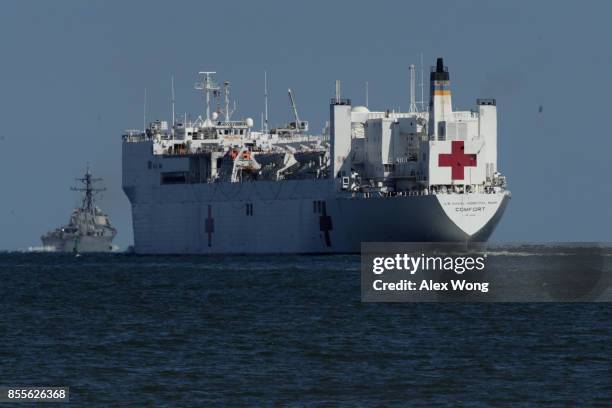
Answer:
[428, 57, 453, 140]
[430, 57, 449, 82]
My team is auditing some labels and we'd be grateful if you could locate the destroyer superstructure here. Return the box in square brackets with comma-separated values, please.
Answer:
[122, 59, 510, 254]
[41, 168, 117, 252]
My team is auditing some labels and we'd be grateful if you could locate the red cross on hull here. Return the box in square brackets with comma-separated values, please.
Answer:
[438, 141, 477, 180]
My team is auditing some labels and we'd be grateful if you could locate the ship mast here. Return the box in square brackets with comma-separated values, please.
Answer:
[171, 75, 175, 136]
[195, 71, 219, 125]
[264, 71, 269, 133]
[71, 166, 105, 215]
[409, 64, 417, 113]
[223, 81, 234, 122]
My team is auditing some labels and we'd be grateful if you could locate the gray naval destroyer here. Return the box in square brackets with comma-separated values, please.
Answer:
[41, 169, 117, 252]
[122, 58, 510, 254]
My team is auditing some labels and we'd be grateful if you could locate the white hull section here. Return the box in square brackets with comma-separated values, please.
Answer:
[436, 193, 506, 236]
[125, 182, 509, 254]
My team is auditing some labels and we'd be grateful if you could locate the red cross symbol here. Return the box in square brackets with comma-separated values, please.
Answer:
[438, 141, 477, 180]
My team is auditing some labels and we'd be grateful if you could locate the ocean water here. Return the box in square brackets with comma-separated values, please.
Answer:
[0, 247, 611, 406]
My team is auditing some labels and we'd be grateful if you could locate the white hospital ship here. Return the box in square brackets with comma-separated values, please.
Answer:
[122, 58, 510, 253]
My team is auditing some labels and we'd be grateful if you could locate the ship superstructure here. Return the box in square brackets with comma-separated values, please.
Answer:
[122, 59, 510, 254]
[41, 168, 117, 252]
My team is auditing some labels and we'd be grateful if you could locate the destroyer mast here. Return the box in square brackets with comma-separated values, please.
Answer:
[72, 168, 105, 219]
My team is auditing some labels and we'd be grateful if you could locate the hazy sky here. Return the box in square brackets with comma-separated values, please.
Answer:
[1, 0, 610, 250]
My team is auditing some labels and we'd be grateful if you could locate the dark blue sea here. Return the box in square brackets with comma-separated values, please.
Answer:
[1, 247, 611, 407]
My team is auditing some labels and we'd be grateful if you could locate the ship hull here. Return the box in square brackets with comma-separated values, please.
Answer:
[41, 235, 115, 253]
[123, 141, 509, 254]
[124, 180, 509, 254]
